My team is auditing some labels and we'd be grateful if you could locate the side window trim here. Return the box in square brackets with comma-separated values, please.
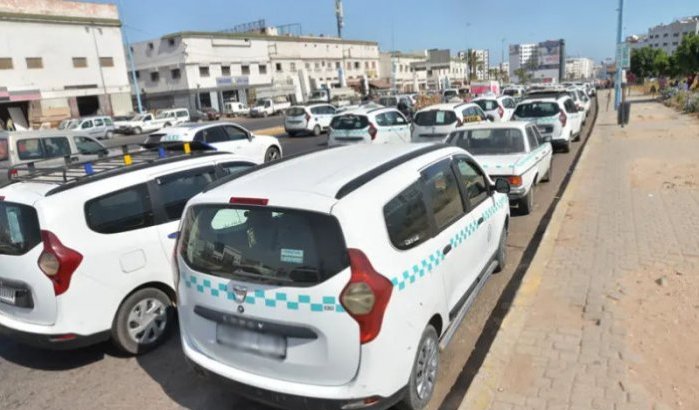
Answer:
[383, 178, 436, 251]
[452, 155, 491, 212]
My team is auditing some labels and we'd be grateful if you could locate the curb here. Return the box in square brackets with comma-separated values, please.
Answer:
[457, 102, 598, 410]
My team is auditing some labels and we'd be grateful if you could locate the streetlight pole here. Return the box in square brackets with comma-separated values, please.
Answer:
[118, 0, 143, 113]
[501, 38, 506, 81]
[614, 0, 624, 110]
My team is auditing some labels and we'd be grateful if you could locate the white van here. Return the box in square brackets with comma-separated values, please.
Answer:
[67, 116, 116, 140]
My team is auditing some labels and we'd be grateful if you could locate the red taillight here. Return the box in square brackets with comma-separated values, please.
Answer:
[340, 249, 393, 344]
[8, 169, 18, 179]
[498, 106, 504, 118]
[559, 112, 567, 127]
[368, 123, 377, 140]
[229, 197, 269, 206]
[38, 231, 83, 296]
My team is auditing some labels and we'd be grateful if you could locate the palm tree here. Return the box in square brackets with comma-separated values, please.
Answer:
[466, 50, 484, 81]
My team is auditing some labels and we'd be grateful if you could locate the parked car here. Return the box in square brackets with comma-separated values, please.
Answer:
[502, 86, 525, 101]
[445, 122, 553, 214]
[472, 96, 517, 122]
[0, 145, 259, 353]
[201, 107, 222, 121]
[67, 116, 116, 140]
[249, 98, 291, 117]
[175, 143, 511, 410]
[0, 130, 108, 183]
[223, 101, 249, 116]
[146, 122, 282, 163]
[512, 96, 582, 152]
[379, 95, 416, 120]
[284, 104, 337, 137]
[411, 102, 489, 142]
[569, 88, 591, 121]
[114, 113, 160, 135]
[150, 108, 191, 129]
[328, 106, 411, 146]
[57, 119, 80, 130]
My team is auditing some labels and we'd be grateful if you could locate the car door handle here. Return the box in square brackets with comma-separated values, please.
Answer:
[478, 217, 485, 226]
[442, 244, 452, 255]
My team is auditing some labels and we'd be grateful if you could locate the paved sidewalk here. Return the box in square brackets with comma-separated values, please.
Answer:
[460, 98, 699, 410]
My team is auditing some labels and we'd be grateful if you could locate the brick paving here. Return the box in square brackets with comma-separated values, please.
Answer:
[460, 98, 699, 410]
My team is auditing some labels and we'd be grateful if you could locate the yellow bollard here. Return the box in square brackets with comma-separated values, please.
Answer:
[183, 143, 191, 154]
[124, 154, 133, 165]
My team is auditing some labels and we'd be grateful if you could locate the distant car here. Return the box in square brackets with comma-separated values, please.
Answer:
[284, 104, 337, 137]
[328, 106, 410, 146]
[150, 108, 191, 129]
[411, 102, 489, 143]
[249, 98, 291, 117]
[223, 101, 249, 116]
[512, 97, 582, 152]
[570, 88, 591, 121]
[114, 113, 159, 135]
[67, 116, 115, 140]
[445, 121, 553, 214]
[472, 96, 517, 122]
[201, 107, 222, 121]
[57, 119, 79, 130]
[146, 122, 282, 163]
[379, 95, 416, 120]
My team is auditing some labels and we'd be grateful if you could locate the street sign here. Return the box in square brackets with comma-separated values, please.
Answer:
[616, 43, 630, 68]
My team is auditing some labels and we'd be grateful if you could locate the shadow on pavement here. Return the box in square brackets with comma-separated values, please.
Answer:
[0, 336, 116, 371]
[136, 329, 272, 410]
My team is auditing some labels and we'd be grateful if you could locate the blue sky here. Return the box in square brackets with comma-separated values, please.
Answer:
[100, 0, 697, 63]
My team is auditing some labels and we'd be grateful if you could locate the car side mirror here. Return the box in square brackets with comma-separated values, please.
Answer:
[486, 115, 496, 122]
[494, 178, 511, 194]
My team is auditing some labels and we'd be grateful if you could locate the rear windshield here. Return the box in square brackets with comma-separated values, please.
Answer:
[448, 128, 526, 155]
[180, 205, 349, 287]
[474, 100, 499, 111]
[414, 110, 457, 126]
[0, 139, 8, 161]
[379, 97, 398, 107]
[0, 202, 41, 256]
[330, 115, 369, 130]
[514, 102, 560, 118]
[287, 107, 306, 117]
[503, 89, 518, 96]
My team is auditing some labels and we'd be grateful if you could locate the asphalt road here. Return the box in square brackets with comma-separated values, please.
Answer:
[0, 101, 597, 410]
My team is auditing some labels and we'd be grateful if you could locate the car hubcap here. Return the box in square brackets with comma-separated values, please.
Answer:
[126, 298, 167, 345]
[415, 336, 438, 400]
[267, 149, 279, 161]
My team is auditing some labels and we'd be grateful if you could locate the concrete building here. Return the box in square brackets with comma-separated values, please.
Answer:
[508, 43, 537, 81]
[629, 16, 699, 55]
[411, 50, 467, 91]
[565, 57, 594, 80]
[509, 40, 565, 84]
[130, 27, 380, 111]
[470, 49, 490, 80]
[379, 52, 426, 92]
[0, 0, 133, 129]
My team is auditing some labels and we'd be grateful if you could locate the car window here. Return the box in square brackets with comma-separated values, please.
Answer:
[392, 111, 407, 125]
[514, 102, 560, 118]
[532, 126, 546, 144]
[324, 105, 336, 115]
[0, 139, 8, 161]
[157, 167, 217, 221]
[454, 158, 489, 209]
[414, 110, 457, 126]
[43, 137, 71, 158]
[104, 118, 113, 126]
[202, 126, 230, 143]
[0, 201, 41, 256]
[81, 120, 93, 129]
[145, 115, 153, 121]
[463, 107, 484, 123]
[422, 160, 464, 230]
[526, 127, 539, 149]
[474, 100, 498, 111]
[310, 106, 323, 115]
[177, 110, 188, 118]
[564, 99, 577, 113]
[448, 128, 526, 155]
[222, 125, 248, 141]
[85, 184, 155, 234]
[93, 118, 104, 127]
[375, 112, 391, 127]
[287, 107, 306, 116]
[74, 136, 104, 154]
[384, 181, 430, 250]
[330, 114, 369, 130]
[16, 139, 44, 160]
[219, 161, 256, 176]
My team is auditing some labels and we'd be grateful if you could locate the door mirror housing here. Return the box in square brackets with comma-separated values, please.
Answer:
[494, 178, 511, 194]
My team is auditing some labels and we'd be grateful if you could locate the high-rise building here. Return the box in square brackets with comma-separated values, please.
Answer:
[628, 16, 699, 55]
[508, 43, 537, 81]
[509, 40, 565, 84]
[565, 58, 595, 80]
[469, 49, 490, 80]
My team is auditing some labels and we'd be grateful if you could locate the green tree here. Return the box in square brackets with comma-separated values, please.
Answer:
[466, 49, 484, 81]
[630, 46, 663, 78]
[653, 51, 671, 76]
[514, 67, 533, 84]
[674, 34, 699, 75]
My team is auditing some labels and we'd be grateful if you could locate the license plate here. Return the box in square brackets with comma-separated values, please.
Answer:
[0, 286, 16, 305]
[216, 323, 287, 359]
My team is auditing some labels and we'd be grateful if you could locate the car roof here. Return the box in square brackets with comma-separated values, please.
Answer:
[518, 98, 559, 103]
[416, 102, 474, 112]
[457, 121, 531, 130]
[156, 121, 246, 134]
[0, 130, 88, 139]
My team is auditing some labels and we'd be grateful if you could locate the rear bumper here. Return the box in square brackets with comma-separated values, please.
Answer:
[187, 357, 404, 410]
[0, 321, 110, 350]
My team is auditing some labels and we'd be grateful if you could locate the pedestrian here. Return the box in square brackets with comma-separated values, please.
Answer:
[650, 84, 657, 98]
[6, 117, 14, 131]
[606, 89, 612, 112]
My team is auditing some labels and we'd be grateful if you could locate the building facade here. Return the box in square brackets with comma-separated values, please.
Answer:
[379, 52, 427, 92]
[509, 40, 565, 84]
[508, 43, 537, 82]
[471, 49, 490, 80]
[130, 28, 380, 112]
[629, 16, 699, 55]
[565, 57, 594, 80]
[411, 50, 468, 91]
[0, 0, 133, 128]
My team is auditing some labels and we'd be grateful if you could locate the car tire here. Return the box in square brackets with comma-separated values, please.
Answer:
[495, 224, 508, 273]
[399, 325, 439, 410]
[112, 287, 174, 355]
[286, 131, 296, 138]
[519, 187, 534, 215]
[133, 127, 142, 135]
[574, 132, 581, 142]
[541, 161, 552, 183]
[312, 124, 321, 136]
[562, 139, 571, 153]
[164, 122, 172, 128]
[264, 146, 281, 163]
[105, 131, 114, 139]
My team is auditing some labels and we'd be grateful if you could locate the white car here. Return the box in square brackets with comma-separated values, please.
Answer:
[284, 104, 337, 137]
[445, 121, 553, 214]
[328, 106, 410, 146]
[472, 96, 517, 122]
[150, 108, 190, 129]
[513, 96, 582, 152]
[0, 146, 259, 353]
[223, 101, 249, 116]
[67, 116, 116, 140]
[146, 122, 282, 163]
[114, 113, 160, 135]
[570, 88, 591, 121]
[175, 143, 511, 410]
[411, 102, 488, 142]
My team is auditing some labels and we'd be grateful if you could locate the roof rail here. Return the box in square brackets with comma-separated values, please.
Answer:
[335, 144, 448, 200]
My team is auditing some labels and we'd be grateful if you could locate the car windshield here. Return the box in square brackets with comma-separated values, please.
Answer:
[287, 107, 306, 116]
[180, 204, 349, 287]
[254, 99, 267, 107]
[67, 121, 81, 129]
[133, 115, 148, 121]
[514, 102, 560, 118]
[448, 128, 526, 155]
[0, 201, 41, 256]
[474, 100, 499, 111]
[414, 110, 457, 126]
[503, 89, 518, 96]
[379, 97, 398, 106]
[330, 114, 369, 130]
[155, 112, 171, 119]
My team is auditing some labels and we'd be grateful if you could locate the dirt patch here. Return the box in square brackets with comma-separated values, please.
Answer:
[619, 264, 699, 409]
[630, 159, 699, 190]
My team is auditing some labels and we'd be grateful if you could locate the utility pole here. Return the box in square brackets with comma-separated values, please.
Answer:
[501, 38, 506, 81]
[89, 27, 112, 115]
[119, 0, 143, 113]
[335, 0, 347, 88]
[614, 0, 624, 110]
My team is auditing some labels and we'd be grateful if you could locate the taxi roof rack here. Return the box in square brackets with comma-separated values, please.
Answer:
[3, 142, 222, 196]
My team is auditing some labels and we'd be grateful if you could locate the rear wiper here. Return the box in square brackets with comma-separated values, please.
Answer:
[220, 267, 296, 285]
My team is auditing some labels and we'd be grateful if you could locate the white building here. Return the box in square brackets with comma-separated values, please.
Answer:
[379, 52, 426, 92]
[470, 49, 490, 80]
[565, 57, 594, 80]
[412, 51, 468, 91]
[0, 0, 133, 128]
[629, 16, 699, 55]
[131, 28, 380, 111]
[508, 43, 537, 82]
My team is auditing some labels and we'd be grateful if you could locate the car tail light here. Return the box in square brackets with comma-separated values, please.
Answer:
[8, 169, 18, 179]
[559, 112, 567, 127]
[507, 175, 523, 187]
[368, 123, 377, 140]
[498, 106, 504, 118]
[340, 249, 393, 344]
[229, 197, 269, 206]
[38, 231, 83, 296]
